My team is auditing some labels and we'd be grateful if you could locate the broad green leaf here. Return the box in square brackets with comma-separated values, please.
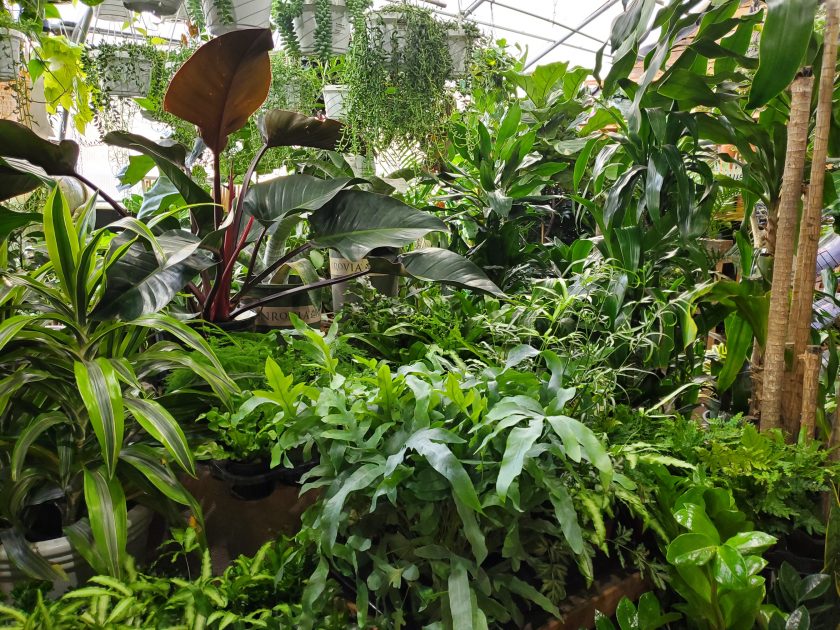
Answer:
[310, 190, 446, 261]
[718, 313, 752, 391]
[43, 187, 79, 299]
[320, 463, 383, 551]
[0, 208, 40, 241]
[548, 484, 584, 555]
[724, 531, 777, 555]
[377, 248, 504, 297]
[748, 0, 818, 108]
[406, 429, 482, 512]
[713, 544, 748, 588]
[448, 558, 474, 630]
[243, 174, 356, 225]
[83, 467, 127, 577]
[667, 532, 717, 566]
[496, 418, 543, 501]
[74, 359, 125, 478]
[124, 397, 195, 475]
[674, 503, 721, 544]
[497, 102, 521, 145]
[11, 412, 68, 480]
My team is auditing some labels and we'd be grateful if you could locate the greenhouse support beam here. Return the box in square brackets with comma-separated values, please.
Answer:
[488, 1, 605, 46]
[432, 8, 556, 42]
[525, 0, 620, 70]
[463, 0, 487, 16]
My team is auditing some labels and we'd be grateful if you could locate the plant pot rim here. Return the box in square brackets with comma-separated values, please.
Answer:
[0, 28, 27, 39]
[0, 504, 153, 563]
[300, 0, 346, 7]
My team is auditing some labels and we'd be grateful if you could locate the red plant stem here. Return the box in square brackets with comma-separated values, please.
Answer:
[236, 242, 314, 300]
[212, 150, 222, 229]
[243, 224, 269, 289]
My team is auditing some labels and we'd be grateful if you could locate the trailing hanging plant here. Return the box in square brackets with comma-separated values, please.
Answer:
[273, 0, 369, 60]
[184, 0, 207, 31]
[343, 2, 452, 157]
[84, 41, 165, 130]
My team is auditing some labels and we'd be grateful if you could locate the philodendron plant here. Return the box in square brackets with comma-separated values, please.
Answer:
[96, 28, 500, 323]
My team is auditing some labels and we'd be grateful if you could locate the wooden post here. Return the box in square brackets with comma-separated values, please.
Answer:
[760, 74, 813, 432]
[783, 0, 840, 432]
[799, 346, 821, 440]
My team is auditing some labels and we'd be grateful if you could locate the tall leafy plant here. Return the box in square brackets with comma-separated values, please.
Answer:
[0, 187, 237, 580]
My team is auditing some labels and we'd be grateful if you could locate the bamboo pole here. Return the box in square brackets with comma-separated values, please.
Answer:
[799, 346, 821, 440]
[783, 0, 840, 431]
[760, 74, 814, 432]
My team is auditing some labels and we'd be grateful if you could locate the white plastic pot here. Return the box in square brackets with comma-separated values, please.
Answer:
[123, 0, 183, 16]
[100, 51, 154, 98]
[0, 505, 154, 596]
[293, 0, 352, 57]
[369, 11, 407, 62]
[203, 0, 272, 36]
[0, 29, 26, 82]
[323, 83, 349, 120]
[446, 25, 471, 78]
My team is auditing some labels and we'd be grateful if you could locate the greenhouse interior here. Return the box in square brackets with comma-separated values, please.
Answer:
[1, 0, 840, 628]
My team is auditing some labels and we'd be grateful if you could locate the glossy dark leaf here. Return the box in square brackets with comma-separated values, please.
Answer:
[0, 120, 79, 176]
[258, 110, 345, 150]
[164, 28, 274, 154]
[93, 231, 214, 321]
[0, 207, 40, 240]
[309, 190, 446, 261]
[0, 159, 43, 202]
[243, 174, 357, 225]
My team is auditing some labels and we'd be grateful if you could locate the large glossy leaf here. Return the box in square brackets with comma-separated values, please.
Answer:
[748, 0, 818, 108]
[666, 532, 717, 566]
[309, 190, 446, 261]
[243, 175, 357, 225]
[103, 132, 212, 209]
[366, 248, 503, 297]
[258, 110, 345, 150]
[43, 187, 79, 300]
[74, 359, 125, 478]
[164, 29, 274, 154]
[92, 231, 214, 321]
[83, 467, 127, 577]
[124, 397, 195, 475]
[718, 313, 752, 391]
[0, 120, 79, 175]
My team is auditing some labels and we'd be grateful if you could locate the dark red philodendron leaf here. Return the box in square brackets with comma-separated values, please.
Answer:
[163, 28, 274, 155]
[258, 109, 345, 150]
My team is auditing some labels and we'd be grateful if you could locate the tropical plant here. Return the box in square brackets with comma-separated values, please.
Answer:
[0, 536, 350, 628]
[665, 487, 777, 630]
[272, 0, 370, 60]
[343, 3, 452, 157]
[594, 593, 681, 630]
[761, 562, 837, 630]
[0, 186, 237, 580]
[277, 341, 681, 628]
[84, 41, 165, 108]
[29, 34, 94, 134]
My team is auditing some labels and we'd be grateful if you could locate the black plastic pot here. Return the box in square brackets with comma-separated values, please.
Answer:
[210, 459, 277, 501]
[208, 310, 258, 333]
[766, 529, 825, 575]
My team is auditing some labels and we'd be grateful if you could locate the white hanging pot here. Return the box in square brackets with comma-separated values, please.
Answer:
[446, 25, 471, 78]
[323, 83, 348, 120]
[0, 505, 154, 597]
[369, 11, 407, 62]
[202, 0, 272, 36]
[99, 50, 154, 98]
[0, 29, 26, 82]
[123, 0, 183, 17]
[293, 0, 352, 57]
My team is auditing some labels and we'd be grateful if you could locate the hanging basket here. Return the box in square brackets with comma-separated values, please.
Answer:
[368, 10, 407, 63]
[0, 29, 26, 82]
[202, 0, 272, 36]
[123, 0, 183, 16]
[293, 0, 352, 57]
[98, 50, 154, 98]
[323, 83, 348, 120]
[446, 25, 471, 78]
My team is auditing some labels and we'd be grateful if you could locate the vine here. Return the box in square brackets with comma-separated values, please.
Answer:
[343, 3, 452, 159]
[185, 0, 206, 32]
[272, 0, 304, 56]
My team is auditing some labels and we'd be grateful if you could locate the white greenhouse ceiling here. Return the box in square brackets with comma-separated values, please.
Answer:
[58, 0, 628, 71]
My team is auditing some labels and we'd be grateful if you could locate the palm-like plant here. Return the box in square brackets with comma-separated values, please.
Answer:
[0, 188, 237, 579]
